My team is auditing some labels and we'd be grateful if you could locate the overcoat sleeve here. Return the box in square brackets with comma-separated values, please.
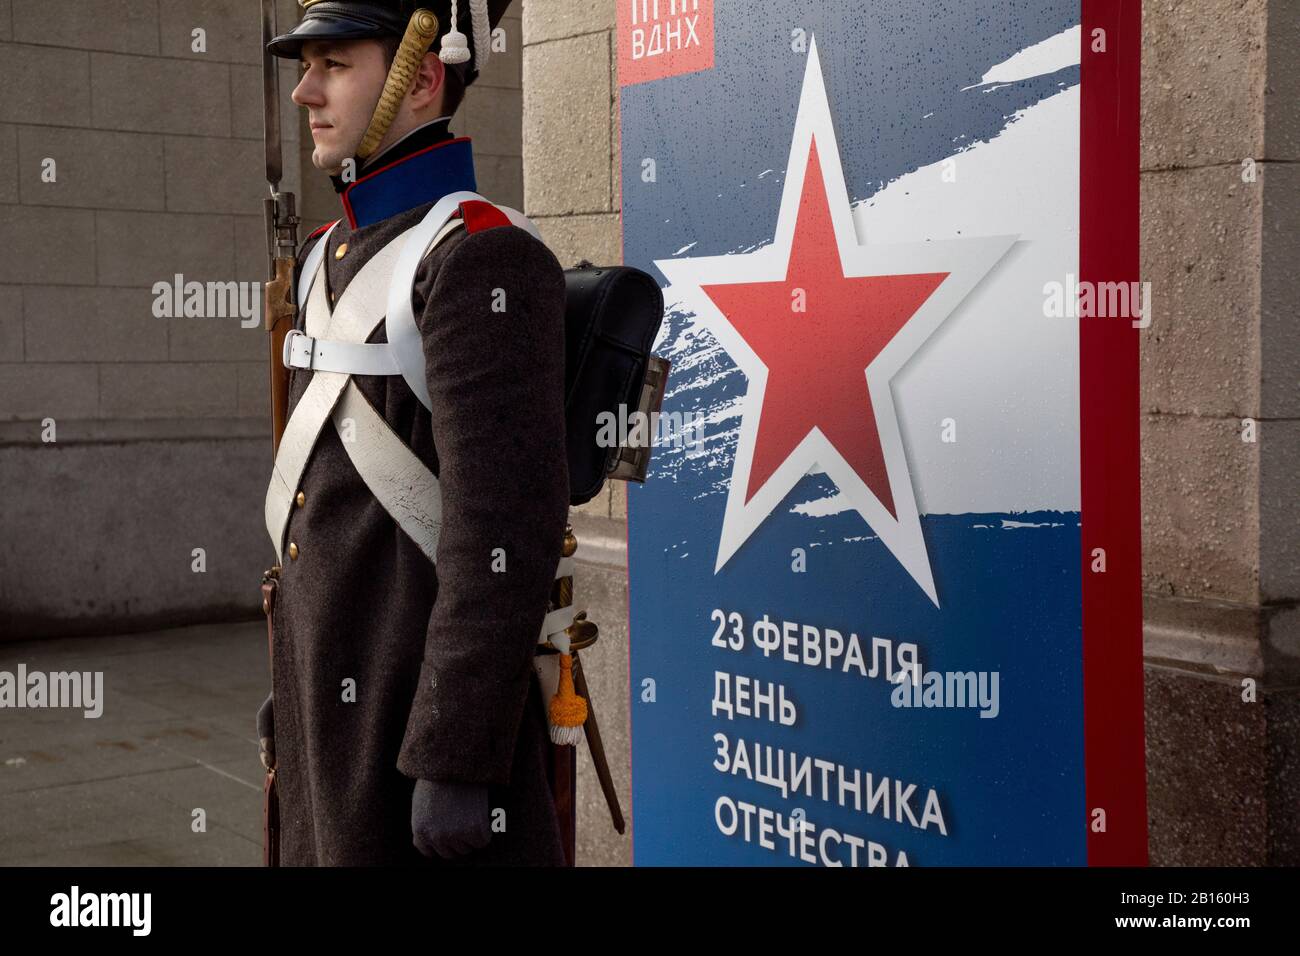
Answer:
[396, 222, 570, 786]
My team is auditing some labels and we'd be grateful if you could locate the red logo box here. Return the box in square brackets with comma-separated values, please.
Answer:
[618, 0, 715, 87]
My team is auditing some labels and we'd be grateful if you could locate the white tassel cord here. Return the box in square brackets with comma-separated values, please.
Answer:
[468, 0, 492, 75]
[439, 0, 470, 64]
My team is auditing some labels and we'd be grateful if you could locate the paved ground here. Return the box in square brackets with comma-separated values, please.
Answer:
[0, 619, 268, 865]
[0, 514, 632, 866]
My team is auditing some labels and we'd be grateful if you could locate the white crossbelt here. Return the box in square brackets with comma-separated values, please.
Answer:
[265, 223, 412, 552]
[263, 198, 582, 651]
[282, 328, 400, 375]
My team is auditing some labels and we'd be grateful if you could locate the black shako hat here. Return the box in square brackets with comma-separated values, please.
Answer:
[267, 0, 514, 89]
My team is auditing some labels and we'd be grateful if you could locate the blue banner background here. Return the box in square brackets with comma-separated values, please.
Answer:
[624, 0, 1086, 866]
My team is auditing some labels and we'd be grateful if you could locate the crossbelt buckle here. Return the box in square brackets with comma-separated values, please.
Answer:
[282, 329, 316, 370]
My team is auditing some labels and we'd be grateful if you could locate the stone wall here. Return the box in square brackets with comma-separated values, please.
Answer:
[0, 0, 304, 637]
[1139, 0, 1298, 865]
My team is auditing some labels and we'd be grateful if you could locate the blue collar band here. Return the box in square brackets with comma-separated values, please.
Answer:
[340, 136, 478, 229]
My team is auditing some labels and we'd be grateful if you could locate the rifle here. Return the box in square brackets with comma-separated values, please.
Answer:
[259, 0, 298, 868]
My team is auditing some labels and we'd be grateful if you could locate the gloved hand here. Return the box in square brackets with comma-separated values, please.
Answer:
[411, 778, 491, 859]
[256, 692, 274, 771]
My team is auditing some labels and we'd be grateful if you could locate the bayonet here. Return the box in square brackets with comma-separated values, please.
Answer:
[262, 0, 300, 459]
[262, 0, 282, 193]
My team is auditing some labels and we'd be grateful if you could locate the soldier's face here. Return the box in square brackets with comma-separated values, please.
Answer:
[293, 39, 389, 174]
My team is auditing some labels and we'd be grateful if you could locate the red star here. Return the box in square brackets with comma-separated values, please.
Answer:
[700, 137, 948, 518]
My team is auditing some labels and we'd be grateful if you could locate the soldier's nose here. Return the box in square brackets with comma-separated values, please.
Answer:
[291, 75, 323, 109]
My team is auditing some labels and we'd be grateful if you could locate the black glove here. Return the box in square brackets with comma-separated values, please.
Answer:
[256, 692, 274, 770]
[411, 779, 491, 859]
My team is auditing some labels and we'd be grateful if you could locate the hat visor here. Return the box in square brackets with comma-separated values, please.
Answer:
[266, 15, 393, 59]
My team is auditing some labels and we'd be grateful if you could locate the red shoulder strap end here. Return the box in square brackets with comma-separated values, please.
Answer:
[457, 200, 511, 234]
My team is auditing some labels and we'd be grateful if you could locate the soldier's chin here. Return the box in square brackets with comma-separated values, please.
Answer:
[312, 139, 355, 175]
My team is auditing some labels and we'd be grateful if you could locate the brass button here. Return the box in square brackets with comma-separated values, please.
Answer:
[288, 542, 299, 560]
[329, 289, 336, 303]
[335, 242, 348, 260]
[295, 491, 305, 507]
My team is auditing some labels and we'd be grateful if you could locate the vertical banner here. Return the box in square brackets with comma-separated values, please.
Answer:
[620, 0, 1145, 865]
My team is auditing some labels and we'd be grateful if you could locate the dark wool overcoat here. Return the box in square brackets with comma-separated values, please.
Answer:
[269, 196, 570, 866]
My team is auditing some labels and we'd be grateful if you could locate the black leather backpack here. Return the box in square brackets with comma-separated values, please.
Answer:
[562, 261, 669, 505]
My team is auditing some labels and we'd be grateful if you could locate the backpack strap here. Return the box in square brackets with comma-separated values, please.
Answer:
[386, 191, 545, 411]
[385, 190, 483, 409]
[493, 203, 544, 242]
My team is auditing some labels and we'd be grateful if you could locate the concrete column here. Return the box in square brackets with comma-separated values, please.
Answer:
[1140, 0, 1299, 865]
[524, 0, 622, 523]
[522, 0, 631, 865]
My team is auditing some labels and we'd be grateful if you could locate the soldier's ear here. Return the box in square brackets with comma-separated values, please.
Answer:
[408, 53, 446, 111]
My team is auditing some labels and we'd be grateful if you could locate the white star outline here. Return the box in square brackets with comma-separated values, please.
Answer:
[654, 34, 1019, 608]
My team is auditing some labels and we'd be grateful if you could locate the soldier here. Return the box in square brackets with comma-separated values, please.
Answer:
[256, 0, 571, 865]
